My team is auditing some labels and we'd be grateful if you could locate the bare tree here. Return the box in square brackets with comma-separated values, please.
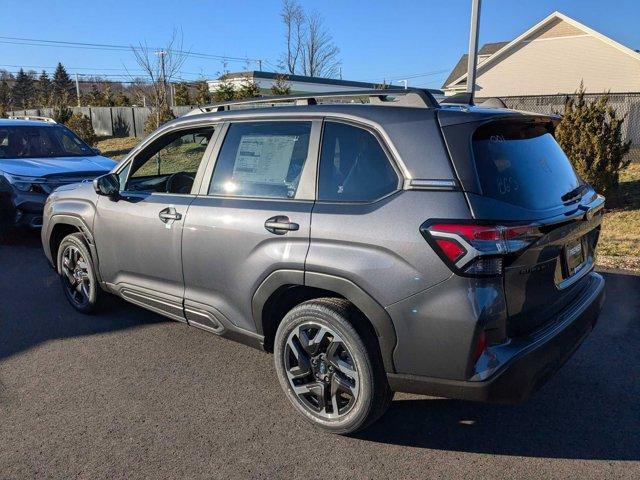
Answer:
[130, 30, 188, 129]
[300, 13, 340, 78]
[280, 1, 340, 78]
[281, 0, 305, 74]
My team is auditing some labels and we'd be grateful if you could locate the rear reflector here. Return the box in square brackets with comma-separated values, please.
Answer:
[421, 221, 542, 277]
[474, 331, 487, 362]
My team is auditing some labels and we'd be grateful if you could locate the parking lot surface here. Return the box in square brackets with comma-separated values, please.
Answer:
[1, 231, 639, 479]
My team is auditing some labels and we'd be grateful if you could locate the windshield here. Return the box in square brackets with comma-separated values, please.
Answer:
[472, 120, 581, 210]
[0, 125, 96, 159]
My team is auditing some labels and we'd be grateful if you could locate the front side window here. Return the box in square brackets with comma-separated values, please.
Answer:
[318, 122, 398, 202]
[0, 125, 96, 159]
[209, 121, 311, 199]
[125, 127, 214, 194]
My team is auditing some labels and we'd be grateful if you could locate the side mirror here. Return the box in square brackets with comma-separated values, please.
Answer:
[93, 173, 120, 197]
[92, 147, 102, 155]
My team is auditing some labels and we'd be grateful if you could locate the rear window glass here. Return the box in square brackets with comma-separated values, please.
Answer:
[472, 120, 580, 209]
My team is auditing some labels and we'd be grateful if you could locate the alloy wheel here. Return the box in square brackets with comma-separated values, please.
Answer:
[61, 245, 91, 308]
[283, 322, 359, 419]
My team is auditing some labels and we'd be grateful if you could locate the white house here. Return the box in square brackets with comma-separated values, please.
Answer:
[442, 11, 640, 97]
[208, 71, 385, 95]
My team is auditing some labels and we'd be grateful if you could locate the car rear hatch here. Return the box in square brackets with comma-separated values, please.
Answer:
[438, 110, 604, 337]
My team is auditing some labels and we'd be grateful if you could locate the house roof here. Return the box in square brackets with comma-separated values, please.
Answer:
[217, 71, 390, 90]
[442, 11, 640, 89]
[441, 42, 508, 88]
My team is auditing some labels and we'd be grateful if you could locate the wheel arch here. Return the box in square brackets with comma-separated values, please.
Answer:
[47, 215, 100, 280]
[253, 270, 397, 373]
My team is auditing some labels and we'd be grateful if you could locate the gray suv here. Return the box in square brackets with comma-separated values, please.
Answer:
[41, 89, 605, 434]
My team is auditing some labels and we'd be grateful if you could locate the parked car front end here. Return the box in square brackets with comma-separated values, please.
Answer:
[0, 119, 116, 231]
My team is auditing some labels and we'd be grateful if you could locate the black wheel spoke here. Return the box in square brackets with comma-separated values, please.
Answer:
[283, 322, 359, 419]
[286, 336, 311, 380]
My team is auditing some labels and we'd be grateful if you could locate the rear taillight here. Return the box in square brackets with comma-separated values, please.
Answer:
[421, 221, 542, 277]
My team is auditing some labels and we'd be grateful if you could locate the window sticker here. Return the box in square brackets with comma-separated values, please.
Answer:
[233, 135, 298, 184]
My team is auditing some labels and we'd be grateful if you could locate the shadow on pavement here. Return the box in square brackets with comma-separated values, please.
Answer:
[1, 231, 639, 461]
[0, 229, 167, 362]
[355, 272, 640, 460]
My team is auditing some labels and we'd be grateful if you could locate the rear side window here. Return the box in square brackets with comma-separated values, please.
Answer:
[472, 120, 580, 210]
[318, 122, 398, 202]
[209, 121, 311, 199]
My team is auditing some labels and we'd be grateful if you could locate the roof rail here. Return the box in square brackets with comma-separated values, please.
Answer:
[186, 88, 440, 116]
[8, 115, 57, 124]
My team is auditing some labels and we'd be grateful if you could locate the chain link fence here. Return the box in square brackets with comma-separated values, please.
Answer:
[497, 92, 640, 162]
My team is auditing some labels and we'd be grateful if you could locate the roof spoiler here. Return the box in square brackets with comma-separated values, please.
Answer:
[439, 92, 474, 106]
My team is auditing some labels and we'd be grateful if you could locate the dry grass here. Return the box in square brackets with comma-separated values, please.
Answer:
[95, 136, 140, 161]
[597, 162, 640, 272]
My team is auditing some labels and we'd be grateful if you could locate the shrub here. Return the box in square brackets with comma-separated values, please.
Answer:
[212, 77, 235, 102]
[195, 80, 212, 104]
[174, 83, 191, 106]
[555, 83, 632, 203]
[52, 104, 73, 124]
[144, 106, 175, 134]
[66, 113, 96, 146]
[270, 74, 291, 96]
[235, 75, 261, 100]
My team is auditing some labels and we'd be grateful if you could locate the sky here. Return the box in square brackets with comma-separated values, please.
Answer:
[2, 0, 639, 89]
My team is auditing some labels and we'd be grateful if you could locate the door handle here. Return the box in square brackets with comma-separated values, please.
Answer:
[159, 207, 182, 223]
[265, 215, 299, 235]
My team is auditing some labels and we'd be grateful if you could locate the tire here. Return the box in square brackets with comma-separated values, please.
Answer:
[274, 298, 393, 434]
[57, 232, 101, 314]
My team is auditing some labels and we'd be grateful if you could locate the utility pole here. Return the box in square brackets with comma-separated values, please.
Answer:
[75, 73, 81, 107]
[155, 50, 168, 109]
[258, 59, 262, 71]
[466, 0, 482, 101]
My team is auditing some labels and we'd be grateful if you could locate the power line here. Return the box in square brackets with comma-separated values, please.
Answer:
[0, 36, 264, 64]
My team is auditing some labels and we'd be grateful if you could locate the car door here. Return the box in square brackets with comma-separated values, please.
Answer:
[181, 119, 320, 334]
[93, 123, 219, 321]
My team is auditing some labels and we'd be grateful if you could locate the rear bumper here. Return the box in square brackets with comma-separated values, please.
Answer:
[387, 271, 605, 403]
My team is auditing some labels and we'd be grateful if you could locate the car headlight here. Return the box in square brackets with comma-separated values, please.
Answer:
[1, 171, 48, 193]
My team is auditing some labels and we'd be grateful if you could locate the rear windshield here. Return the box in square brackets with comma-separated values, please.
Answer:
[472, 120, 580, 210]
[0, 125, 96, 159]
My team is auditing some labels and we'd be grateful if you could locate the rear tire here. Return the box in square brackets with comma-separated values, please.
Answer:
[57, 233, 101, 314]
[274, 298, 393, 434]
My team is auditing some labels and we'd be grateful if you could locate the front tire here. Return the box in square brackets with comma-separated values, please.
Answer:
[57, 233, 101, 314]
[274, 298, 393, 434]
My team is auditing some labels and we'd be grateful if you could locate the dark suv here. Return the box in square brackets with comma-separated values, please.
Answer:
[41, 89, 605, 434]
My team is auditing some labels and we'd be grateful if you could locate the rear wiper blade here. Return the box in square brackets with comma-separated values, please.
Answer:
[561, 184, 588, 202]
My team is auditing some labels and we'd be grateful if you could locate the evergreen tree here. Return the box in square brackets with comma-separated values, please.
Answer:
[114, 91, 130, 106]
[83, 84, 103, 106]
[196, 80, 214, 104]
[555, 83, 632, 203]
[173, 83, 191, 106]
[235, 75, 261, 100]
[270, 74, 291, 96]
[212, 78, 234, 103]
[11, 69, 36, 109]
[52, 62, 74, 106]
[37, 70, 52, 107]
[0, 80, 10, 116]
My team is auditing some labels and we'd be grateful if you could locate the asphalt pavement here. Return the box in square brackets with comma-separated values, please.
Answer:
[1, 230, 639, 479]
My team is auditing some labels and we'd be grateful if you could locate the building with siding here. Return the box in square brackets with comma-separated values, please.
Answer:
[208, 71, 386, 95]
[442, 11, 640, 97]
